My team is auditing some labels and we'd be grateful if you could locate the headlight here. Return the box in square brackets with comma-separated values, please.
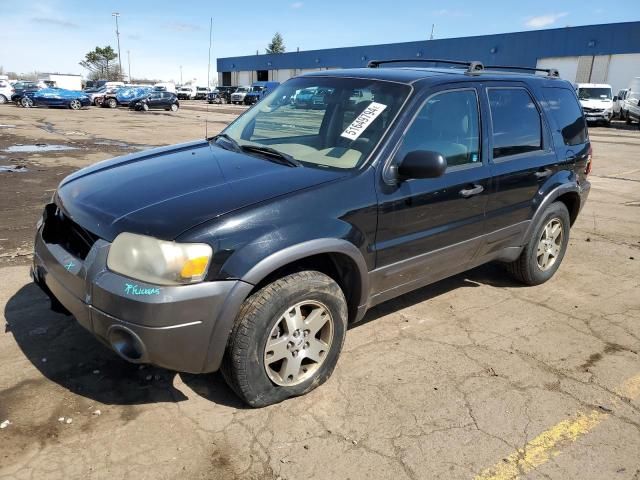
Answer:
[107, 232, 212, 285]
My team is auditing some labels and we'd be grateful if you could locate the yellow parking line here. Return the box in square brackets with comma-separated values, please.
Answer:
[474, 373, 640, 480]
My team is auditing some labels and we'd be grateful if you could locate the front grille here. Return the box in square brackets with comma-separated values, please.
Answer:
[42, 204, 100, 260]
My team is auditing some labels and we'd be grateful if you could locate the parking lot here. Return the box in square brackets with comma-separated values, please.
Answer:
[1, 104, 639, 479]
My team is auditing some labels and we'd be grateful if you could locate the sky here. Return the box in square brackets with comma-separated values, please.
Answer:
[1, 0, 637, 84]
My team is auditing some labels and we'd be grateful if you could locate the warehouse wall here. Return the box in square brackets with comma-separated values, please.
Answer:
[537, 53, 640, 92]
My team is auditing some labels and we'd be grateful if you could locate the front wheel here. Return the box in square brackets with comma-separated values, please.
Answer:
[107, 98, 117, 109]
[505, 202, 570, 285]
[69, 99, 82, 110]
[21, 97, 33, 108]
[222, 271, 348, 407]
[170, 103, 178, 112]
[0, 94, 7, 104]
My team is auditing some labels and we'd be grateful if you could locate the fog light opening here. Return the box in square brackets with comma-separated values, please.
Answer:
[108, 327, 145, 362]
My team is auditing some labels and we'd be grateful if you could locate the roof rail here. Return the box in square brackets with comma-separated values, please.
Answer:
[484, 65, 560, 77]
[367, 59, 484, 74]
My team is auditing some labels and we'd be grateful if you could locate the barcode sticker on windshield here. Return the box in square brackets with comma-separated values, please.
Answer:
[340, 102, 387, 141]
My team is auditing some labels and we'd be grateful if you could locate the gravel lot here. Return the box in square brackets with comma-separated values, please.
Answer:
[1, 102, 639, 480]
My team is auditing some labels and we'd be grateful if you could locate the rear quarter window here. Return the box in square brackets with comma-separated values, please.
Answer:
[542, 87, 588, 146]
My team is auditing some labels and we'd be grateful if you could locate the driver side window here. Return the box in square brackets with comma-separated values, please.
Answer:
[400, 89, 481, 169]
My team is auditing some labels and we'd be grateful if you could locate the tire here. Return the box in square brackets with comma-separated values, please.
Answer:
[505, 202, 570, 286]
[69, 99, 82, 110]
[142, 103, 149, 111]
[221, 271, 348, 407]
[21, 97, 33, 108]
[107, 98, 117, 109]
[94, 98, 103, 106]
[0, 94, 7, 104]
[170, 103, 178, 112]
[626, 112, 632, 125]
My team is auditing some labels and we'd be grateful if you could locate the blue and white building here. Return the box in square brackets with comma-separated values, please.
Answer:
[217, 21, 640, 92]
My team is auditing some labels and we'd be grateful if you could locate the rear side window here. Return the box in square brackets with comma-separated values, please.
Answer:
[542, 87, 588, 146]
[488, 88, 542, 159]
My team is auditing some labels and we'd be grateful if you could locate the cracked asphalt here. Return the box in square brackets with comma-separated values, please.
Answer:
[1, 104, 639, 480]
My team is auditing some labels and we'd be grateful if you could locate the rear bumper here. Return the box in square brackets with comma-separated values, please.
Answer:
[32, 225, 251, 373]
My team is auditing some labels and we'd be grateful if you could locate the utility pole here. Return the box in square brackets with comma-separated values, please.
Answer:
[127, 50, 131, 82]
[112, 12, 123, 80]
[179, 65, 183, 85]
[207, 17, 213, 88]
[429, 24, 435, 40]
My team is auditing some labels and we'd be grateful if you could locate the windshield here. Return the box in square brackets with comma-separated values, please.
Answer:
[235, 87, 249, 93]
[578, 88, 612, 100]
[221, 76, 410, 169]
[250, 86, 265, 92]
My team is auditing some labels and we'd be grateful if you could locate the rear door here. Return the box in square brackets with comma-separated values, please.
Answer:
[372, 84, 491, 302]
[479, 82, 559, 255]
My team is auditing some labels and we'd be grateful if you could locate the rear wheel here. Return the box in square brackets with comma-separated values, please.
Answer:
[505, 202, 570, 286]
[221, 271, 348, 407]
[21, 97, 33, 108]
[0, 94, 7, 104]
[107, 98, 117, 109]
[141, 103, 149, 111]
[170, 103, 178, 112]
[69, 99, 82, 110]
[94, 97, 103, 106]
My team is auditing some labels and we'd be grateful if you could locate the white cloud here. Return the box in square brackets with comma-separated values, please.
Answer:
[290, 2, 304, 8]
[524, 12, 568, 29]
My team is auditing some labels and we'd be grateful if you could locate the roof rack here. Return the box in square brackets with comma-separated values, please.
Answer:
[485, 65, 560, 77]
[367, 59, 484, 74]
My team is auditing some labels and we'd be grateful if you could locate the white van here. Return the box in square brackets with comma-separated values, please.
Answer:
[575, 83, 613, 125]
[177, 86, 196, 100]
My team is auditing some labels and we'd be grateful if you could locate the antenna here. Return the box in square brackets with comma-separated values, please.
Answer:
[205, 17, 213, 139]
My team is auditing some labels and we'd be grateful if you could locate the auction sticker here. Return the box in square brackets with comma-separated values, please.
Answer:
[340, 102, 387, 141]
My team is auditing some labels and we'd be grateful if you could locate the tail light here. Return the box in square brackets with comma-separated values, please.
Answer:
[585, 145, 593, 176]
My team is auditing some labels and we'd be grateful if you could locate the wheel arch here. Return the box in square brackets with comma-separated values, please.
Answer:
[524, 182, 581, 241]
[201, 239, 370, 373]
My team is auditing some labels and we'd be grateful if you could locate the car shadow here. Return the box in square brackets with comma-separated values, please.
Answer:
[4, 262, 521, 408]
[353, 262, 523, 328]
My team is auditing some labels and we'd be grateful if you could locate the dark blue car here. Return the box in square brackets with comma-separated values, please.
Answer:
[22, 88, 91, 110]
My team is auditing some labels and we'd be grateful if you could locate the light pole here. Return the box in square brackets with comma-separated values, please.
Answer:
[112, 12, 123, 81]
[127, 50, 131, 82]
[179, 65, 183, 85]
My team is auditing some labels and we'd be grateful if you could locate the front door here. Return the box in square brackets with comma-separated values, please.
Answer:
[372, 85, 491, 303]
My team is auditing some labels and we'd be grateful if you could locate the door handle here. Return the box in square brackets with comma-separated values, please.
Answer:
[459, 184, 484, 198]
[534, 168, 552, 179]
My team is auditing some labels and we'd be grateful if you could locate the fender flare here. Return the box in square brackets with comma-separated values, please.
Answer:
[523, 182, 580, 241]
[201, 238, 370, 373]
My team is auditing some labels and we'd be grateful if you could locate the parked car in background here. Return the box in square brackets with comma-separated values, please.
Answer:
[11, 81, 42, 106]
[230, 86, 251, 104]
[613, 89, 629, 119]
[101, 86, 153, 108]
[21, 87, 91, 110]
[294, 87, 334, 109]
[129, 91, 180, 112]
[154, 82, 176, 93]
[576, 83, 613, 125]
[243, 81, 280, 105]
[84, 86, 109, 106]
[195, 87, 210, 100]
[623, 77, 640, 125]
[94, 87, 121, 107]
[177, 86, 196, 100]
[208, 86, 237, 104]
[0, 79, 13, 104]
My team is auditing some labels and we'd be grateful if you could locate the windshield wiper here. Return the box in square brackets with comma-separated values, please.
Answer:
[209, 133, 241, 152]
[240, 145, 301, 168]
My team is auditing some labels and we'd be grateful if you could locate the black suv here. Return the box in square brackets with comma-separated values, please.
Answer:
[32, 60, 591, 407]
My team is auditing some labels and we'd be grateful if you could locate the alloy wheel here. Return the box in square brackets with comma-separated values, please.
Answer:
[537, 218, 563, 271]
[264, 300, 333, 386]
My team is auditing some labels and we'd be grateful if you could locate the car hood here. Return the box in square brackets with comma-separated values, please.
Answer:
[56, 140, 347, 241]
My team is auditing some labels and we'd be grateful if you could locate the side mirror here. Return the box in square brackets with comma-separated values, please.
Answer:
[397, 150, 447, 179]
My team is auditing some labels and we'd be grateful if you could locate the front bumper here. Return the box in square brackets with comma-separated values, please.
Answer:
[584, 111, 611, 122]
[32, 225, 249, 373]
